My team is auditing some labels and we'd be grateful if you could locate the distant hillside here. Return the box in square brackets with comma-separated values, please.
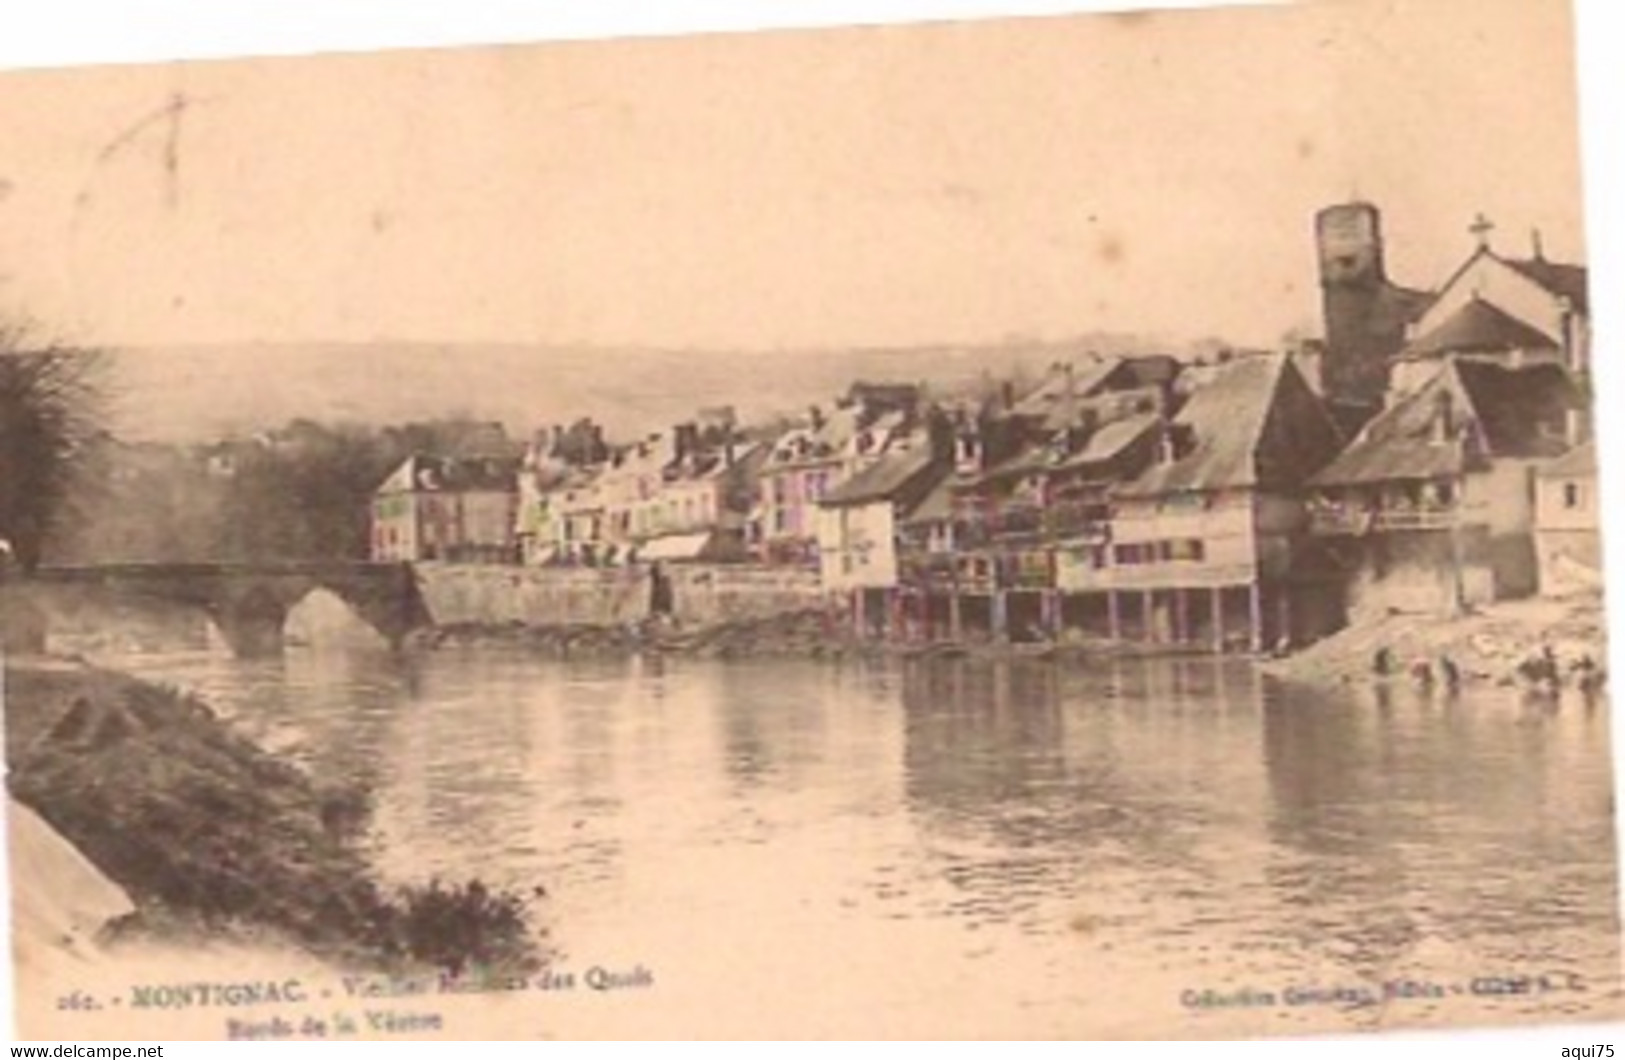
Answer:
[105, 333, 1235, 443]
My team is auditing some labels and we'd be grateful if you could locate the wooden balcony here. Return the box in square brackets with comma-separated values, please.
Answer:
[1307, 507, 1375, 536]
[1045, 502, 1112, 543]
[898, 552, 959, 590]
[1308, 503, 1458, 535]
[1374, 507, 1458, 532]
[952, 502, 1108, 547]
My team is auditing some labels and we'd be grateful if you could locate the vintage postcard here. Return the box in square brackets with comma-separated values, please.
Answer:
[0, 0, 1618, 1042]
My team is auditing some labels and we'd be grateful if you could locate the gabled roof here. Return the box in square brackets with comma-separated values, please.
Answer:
[1310, 360, 1580, 487]
[901, 475, 954, 526]
[1503, 256, 1589, 315]
[378, 453, 519, 494]
[1429, 245, 1589, 322]
[818, 446, 942, 508]
[1401, 297, 1560, 360]
[1454, 359, 1580, 457]
[1010, 358, 1124, 420]
[1116, 354, 1293, 497]
[1054, 411, 1161, 472]
[965, 442, 1054, 487]
[1538, 439, 1595, 479]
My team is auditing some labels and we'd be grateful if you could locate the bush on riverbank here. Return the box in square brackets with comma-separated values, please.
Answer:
[4, 661, 545, 975]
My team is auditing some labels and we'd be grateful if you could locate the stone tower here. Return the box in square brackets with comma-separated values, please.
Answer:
[1315, 202, 1427, 427]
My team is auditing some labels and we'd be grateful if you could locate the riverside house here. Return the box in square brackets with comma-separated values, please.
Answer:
[1097, 353, 1344, 652]
[1535, 439, 1602, 597]
[753, 388, 918, 567]
[636, 423, 764, 565]
[933, 355, 1181, 643]
[515, 421, 610, 565]
[1305, 359, 1582, 618]
[371, 454, 520, 564]
[814, 415, 954, 637]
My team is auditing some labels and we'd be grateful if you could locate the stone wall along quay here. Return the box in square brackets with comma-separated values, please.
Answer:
[412, 562, 825, 629]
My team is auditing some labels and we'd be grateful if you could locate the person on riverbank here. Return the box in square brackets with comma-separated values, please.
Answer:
[1372, 646, 1394, 676]
[1438, 655, 1461, 694]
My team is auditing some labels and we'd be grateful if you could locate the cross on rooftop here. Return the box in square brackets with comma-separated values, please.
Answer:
[1469, 212, 1495, 248]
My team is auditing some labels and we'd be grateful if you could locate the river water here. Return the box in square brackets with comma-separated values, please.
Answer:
[62, 607, 1625, 1040]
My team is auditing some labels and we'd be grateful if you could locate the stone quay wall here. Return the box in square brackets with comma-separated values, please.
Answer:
[412, 562, 826, 629]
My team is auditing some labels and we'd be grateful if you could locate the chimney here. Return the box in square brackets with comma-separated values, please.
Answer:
[1157, 422, 1178, 465]
[673, 422, 699, 464]
[1001, 380, 1016, 410]
[1431, 389, 1454, 444]
[1531, 228, 1545, 261]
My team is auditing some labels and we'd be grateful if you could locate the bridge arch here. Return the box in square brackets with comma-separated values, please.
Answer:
[10, 562, 433, 659]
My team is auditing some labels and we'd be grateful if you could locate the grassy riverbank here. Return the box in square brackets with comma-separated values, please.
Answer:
[4, 658, 546, 975]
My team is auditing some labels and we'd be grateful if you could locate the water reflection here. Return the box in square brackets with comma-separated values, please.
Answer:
[52, 631, 1625, 1036]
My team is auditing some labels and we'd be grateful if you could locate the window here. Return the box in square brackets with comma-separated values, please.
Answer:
[1169, 539, 1205, 562]
[1564, 482, 1582, 509]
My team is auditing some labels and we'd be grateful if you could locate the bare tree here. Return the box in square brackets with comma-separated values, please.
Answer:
[0, 321, 107, 572]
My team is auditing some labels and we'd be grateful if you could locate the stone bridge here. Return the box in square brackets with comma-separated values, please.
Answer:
[1, 561, 432, 658]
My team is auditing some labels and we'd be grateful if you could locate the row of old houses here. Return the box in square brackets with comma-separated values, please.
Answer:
[368, 201, 1600, 653]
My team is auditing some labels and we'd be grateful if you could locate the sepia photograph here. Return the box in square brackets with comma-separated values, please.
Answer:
[0, 0, 1618, 1042]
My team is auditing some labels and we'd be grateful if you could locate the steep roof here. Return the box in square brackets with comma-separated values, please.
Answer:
[1116, 354, 1292, 497]
[1537, 439, 1595, 479]
[1454, 360, 1580, 457]
[379, 453, 518, 494]
[1310, 360, 1580, 487]
[901, 475, 954, 525]
[1402, 297, 1560, 359]
[1503, 256, 1589, 315]
[818, 446, 941, 508]
[1055, 411, 1160, 472]
[1010, 358, 1123, 420]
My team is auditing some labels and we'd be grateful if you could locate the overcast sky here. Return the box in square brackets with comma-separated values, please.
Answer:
[0, 0, 1590, 435]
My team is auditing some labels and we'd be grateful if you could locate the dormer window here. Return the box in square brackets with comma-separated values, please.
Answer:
[1158, 424, 1196, 464]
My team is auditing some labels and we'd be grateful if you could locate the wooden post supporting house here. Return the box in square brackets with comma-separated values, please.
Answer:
[1107, 590, 1121, 642]
[948, 591, 963, 641]
[1210, 587, 1224, 654]
[1141, 589, 1153, 646]
[1247, 583, 1263, 653]
[852, 588, 866, 639]
[1040, 589, 1059, 638]
[1174, 588, 1190, 646]
[1274, 585, 1292, 650]
[991, 590, 1009, 642]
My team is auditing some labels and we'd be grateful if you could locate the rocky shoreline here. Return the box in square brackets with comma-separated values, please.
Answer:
[1259, 591, 1610, 692]
[417, 593, 1613, 696]
[420, 608, 860, 660]
[3, 658, 547, 977]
